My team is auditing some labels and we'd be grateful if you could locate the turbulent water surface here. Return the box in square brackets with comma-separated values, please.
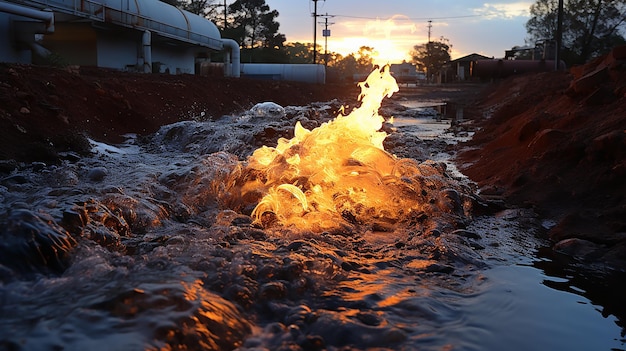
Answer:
[0, 100, 624, 351]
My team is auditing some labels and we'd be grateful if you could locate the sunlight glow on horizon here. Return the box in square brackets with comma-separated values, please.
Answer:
[271, 1, 533, 62]
[289, 14, 429, 65]
[328, 37, 413, 65]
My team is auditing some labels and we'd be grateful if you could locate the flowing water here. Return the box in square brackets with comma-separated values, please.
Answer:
[0, 99, 624, 351]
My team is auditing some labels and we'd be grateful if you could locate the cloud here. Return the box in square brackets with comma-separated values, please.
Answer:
[362, 16, 419, 38]
[474, 2, 532, 19]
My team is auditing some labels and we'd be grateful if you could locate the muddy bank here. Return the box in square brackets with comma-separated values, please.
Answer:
[455, 46, 626, 270]
[0, 63, 360, 164]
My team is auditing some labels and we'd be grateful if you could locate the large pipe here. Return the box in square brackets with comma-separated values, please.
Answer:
[0, 1, 54, 33]
[142, 30, 152, 73]
[30, 42, 51, 58]
[471, 59, 565, 81]
[221, 38, 240, 78]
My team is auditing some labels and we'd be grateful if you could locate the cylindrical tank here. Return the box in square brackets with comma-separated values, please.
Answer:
[99, 0, 222, 50]
[240, 64, 325, 84]
[471, 59, 566, 80]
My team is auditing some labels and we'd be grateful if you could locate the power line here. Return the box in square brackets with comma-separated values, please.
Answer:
[330, 14, 483, 21]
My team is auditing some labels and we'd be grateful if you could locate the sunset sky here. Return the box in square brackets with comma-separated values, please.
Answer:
[264, 0, 535, 64]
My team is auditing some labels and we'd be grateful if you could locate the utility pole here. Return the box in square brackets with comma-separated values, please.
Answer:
[555, 0, 563, 70]
[318, 13, 334, 66]
[312, 0, 319, 64]
[223, 0, 227, 30]
[426, 20, 432, 83]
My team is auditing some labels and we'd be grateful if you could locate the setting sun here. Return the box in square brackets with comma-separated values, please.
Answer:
[328, 37, 413, 65]
[326, 16, 424, 64]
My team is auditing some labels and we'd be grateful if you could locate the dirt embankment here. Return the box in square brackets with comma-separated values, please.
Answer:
[456, 46, 626, 269]
[0, 64, 359, 164]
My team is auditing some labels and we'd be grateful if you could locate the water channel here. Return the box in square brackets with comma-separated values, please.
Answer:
[0, 100, 624, 350]
[391, 103, 625, 351]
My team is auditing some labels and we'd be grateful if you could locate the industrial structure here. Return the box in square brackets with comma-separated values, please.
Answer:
[471, 40, 566, 81]
[446, 53, 491, 82]
[0, 0, 240, 77]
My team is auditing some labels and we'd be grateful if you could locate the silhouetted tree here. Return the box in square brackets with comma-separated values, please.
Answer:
[284, 42, 318, 63]
[219, 0, 285, 62]
[355, 46, 376, 73]
[410, 37, 451, 82]
[223, 0, 284, 48]
[526, 0, 626, 64]
[179, 0, 220, 17]
[320, 46, 376, 82]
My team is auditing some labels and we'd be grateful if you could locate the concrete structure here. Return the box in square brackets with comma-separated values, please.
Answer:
[0, 0, 239, 76]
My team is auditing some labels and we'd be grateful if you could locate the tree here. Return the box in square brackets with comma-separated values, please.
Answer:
[318, 47, 377, 82]
[283, 42, 357, 81]
[324, 51, 345, 68]
[526, 0, 626, 64]
[219, 0, 286, 62]
[178, 0, 220, 18]
[410, 37, 451, 82]
[223, 0, 284, 49]
[284, 42, 319, 63]
[355, 46, 376, 73]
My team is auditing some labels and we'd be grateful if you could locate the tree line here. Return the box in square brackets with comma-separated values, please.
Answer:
[165, 0, 626, 79]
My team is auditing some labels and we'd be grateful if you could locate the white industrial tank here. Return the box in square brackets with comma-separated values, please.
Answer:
[240, 64, 326, 84]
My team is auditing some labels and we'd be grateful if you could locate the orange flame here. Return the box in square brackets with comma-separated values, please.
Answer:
[233, 65, 433, 232]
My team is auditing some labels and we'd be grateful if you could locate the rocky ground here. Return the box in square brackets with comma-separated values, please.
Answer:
[1, 48, 625, 270]
[455, 46, 626, 270]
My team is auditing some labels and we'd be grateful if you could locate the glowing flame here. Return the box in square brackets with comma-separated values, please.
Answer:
[230, 65, 443, 232]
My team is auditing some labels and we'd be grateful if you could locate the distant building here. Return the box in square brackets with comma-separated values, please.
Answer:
[389, 61, 425, 84]
[444, 53, 492, 82]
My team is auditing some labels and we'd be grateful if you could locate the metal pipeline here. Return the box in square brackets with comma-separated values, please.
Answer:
[471, 59, 565, 80]
[142, 30, 152, 73]
[0, 1, 54, 33]
[29, 42, 51, 58]
[221, 38, 240, 78]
